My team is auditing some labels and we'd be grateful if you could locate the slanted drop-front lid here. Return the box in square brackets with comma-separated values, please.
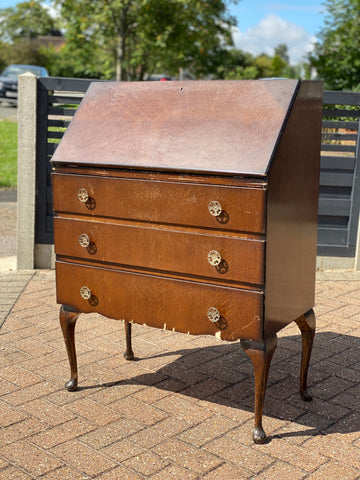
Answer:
[51, 79, 300, 176]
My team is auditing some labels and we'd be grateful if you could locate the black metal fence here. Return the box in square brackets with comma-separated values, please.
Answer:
[35, 77, 98, 244]
[319, 90, 360, 257]
[35, 78, 360, 258]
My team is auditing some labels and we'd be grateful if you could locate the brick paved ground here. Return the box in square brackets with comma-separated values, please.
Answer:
[1, 269, 360, 479]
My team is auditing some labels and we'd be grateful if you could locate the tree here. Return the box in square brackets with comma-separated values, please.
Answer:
[215, 48, 255, 79]
[309, 0, 360, 90]
[55, 0, 238, 80]
[219, 46, 300, 81]
[253, 54, 274, 78]
[0, 38, 50, 68]
[0, 1, 63, 74]
[0, 1, 60, 42]
[274, 44, 290, 64]
[0, 42, 7, 72]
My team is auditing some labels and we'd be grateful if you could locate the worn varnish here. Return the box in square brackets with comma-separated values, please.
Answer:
[52, 80, 300, 175]
[54, 217, 265, 285]
[52, 173, 267, 233]
[52, 79, 323, 444]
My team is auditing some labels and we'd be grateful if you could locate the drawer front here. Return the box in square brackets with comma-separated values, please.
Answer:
[54, 217, 265, 286]
[52, 173, 266, 234]
[56, 261, 264, 341]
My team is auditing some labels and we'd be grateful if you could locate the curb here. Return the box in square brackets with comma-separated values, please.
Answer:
[0, 256, 17, 272]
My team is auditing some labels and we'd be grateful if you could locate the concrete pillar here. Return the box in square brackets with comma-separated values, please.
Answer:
[16, 73, 37, 270]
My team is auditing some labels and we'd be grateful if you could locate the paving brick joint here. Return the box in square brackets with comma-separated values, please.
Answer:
[0, 267, 360, 479]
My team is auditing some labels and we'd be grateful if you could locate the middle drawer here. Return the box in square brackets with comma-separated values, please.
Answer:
[54, 217, 265, 286]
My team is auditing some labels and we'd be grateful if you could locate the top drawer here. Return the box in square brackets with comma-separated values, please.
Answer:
[52, 173, 266, 234]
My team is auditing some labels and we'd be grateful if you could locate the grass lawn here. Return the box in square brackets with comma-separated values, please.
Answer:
[0, 120, 17, 188]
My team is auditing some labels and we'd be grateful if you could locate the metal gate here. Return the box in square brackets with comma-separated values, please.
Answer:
[319, 90, 360, 257]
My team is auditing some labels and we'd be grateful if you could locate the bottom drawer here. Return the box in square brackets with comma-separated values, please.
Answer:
[56, 261, 263, 341]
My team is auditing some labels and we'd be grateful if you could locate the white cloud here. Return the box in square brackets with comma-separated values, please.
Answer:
[232, 14, 318, 65]
[43, 1, 61, 19]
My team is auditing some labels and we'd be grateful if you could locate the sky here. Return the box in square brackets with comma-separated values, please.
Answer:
[228, 1, 326, 64]
[0, 0, 327, 65]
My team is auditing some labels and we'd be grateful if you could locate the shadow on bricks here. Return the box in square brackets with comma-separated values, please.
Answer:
[65, 330, 360, 443]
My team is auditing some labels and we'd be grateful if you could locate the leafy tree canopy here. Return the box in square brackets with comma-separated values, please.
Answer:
[310, 0, 360, 90]
[0, 38, 50, 68]
[54, 0, 238, 80]
[0, 0, 60, 42]
[0, 0, 302, 82]
[274, 44, 290, 64]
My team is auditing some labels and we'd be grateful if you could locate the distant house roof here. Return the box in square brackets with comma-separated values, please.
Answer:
[36, 35, 65, 50]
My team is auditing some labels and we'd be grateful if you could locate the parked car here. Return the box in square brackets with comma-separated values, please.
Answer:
[146, 74, 174, 81]
[0, 64, 49, 106]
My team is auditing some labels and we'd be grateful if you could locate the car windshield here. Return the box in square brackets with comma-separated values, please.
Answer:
[1, 65, 43, 78]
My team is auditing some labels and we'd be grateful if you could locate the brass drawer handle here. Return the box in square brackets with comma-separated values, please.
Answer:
[78, 233, 90, 248]
[207, 307, 220, 323]
[208, 250, 222, 266]
[78, 188, 89, 203]
[80, 286, 91, 300]
[208, 200, 222, 217]
[80, 286, 98, 306]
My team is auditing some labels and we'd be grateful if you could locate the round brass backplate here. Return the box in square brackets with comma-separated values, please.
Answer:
[80, 286, 91, 300]
[77, 188, 89, 203]
[207, 307, 220, 323]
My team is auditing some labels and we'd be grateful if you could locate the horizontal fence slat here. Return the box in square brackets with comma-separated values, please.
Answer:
[320, 156, 356, 170]
[320, 171, 354, 187]
[48, 119, 71, 128]
[323, 89, 360, 106]
[322, 132, 357, 142]
[318, 214, 348, 227]
[322, 120, 359, 130]
[322, 108, 360, 118]
[48, 106, 77, 116]
[321, 143, 356, 153]
[319, 187, 352, 199]
[47, 131, 65, 140]
[317, 245, 356, 257]
[317, 226, 348, 245]
[38, 76, 102, 92]
[318, 197, 351, 216]
[48, 94, 83, 105]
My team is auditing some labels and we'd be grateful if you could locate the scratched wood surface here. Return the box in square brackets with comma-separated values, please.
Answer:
[51, 79, 299, 176]
[54, 217, 265, 286]
[56, 260, 264, 341]
[52, 172, 266, 234]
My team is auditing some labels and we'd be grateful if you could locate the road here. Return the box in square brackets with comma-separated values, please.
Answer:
[0, 103, 18, 121]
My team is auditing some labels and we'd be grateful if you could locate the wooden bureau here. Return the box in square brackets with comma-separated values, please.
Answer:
[51, 79, 322, 443]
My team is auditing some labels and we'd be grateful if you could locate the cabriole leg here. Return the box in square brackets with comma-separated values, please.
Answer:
[124, 320, 135, 360]
[295, 308, 316, 401]
[59, 305, 80, 391]
[241, 336, 277, 444]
